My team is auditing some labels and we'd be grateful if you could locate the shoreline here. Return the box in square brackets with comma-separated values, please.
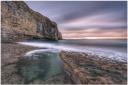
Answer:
[1, 43, 127, 84]
[18, 40, 127, 63]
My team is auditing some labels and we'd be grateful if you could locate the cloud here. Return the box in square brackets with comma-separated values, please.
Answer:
[54, 1, 127, 23]
[26, 1, 127, 39]
[62, 29, 126, 39]
[59, 11, 126, 31]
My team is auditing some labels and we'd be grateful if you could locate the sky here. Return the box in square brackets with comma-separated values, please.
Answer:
[26, 1, 127, 39]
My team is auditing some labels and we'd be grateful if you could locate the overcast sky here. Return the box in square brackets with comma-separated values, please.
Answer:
[26, 1, 127, 39]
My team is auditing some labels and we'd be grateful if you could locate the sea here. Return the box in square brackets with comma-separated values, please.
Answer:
[18, 39, 127, 62]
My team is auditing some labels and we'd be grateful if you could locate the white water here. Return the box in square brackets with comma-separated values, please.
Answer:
[17, 40, 127, 62]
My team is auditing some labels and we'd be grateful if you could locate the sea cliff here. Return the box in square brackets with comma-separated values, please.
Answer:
[1, 1, 62, 42]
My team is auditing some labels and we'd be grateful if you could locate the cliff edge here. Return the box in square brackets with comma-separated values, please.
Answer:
[1, 1, 62, 42]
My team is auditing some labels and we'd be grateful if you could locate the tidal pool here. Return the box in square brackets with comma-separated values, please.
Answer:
[17, 49, 64, 83]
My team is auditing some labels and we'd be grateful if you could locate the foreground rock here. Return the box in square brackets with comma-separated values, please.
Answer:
[1, 43, 72, 84]
[60, 51, 127, 84]
[1, 43, 38, 84]
[1, 1, 62, 42]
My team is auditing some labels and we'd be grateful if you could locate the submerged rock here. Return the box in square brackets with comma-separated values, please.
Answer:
[1, 1, 62, 42]
[17, 49, 64, 83]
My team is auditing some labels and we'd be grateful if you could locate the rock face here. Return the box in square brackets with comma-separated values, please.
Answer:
[1, 1, 62, 42]
[60, 51, 127, 84]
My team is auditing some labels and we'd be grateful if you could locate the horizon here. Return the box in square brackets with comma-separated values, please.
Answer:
[62, 36, 127, 40]
[26, 1, 127, 40]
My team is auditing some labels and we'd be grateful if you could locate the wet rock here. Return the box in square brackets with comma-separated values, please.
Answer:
[1, 1, 62, 42]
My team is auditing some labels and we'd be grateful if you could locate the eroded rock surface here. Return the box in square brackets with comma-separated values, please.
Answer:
[60, 51, 127, 84]
[1, 1, 62, 42]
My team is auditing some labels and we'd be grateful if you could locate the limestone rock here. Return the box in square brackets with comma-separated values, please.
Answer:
[1, 1, 62, 42]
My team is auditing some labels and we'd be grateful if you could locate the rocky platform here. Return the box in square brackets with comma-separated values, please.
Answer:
[1, 43, 72, 84]
[1, 43, 38, 84]
[60, 51, 127, 84]
[1, 43, 127, 84]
